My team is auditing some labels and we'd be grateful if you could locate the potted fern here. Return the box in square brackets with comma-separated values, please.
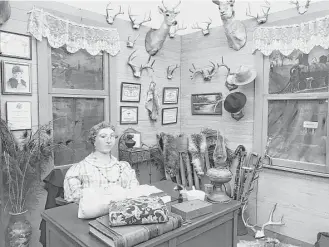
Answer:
[0, 118, 68, 247]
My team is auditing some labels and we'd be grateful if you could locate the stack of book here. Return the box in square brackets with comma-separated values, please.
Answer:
[89, 212, 183, 247]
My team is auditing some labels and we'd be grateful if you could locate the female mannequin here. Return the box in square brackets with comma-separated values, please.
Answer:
[63, 122, 139, 203]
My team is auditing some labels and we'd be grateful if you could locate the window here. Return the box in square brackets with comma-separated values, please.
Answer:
[50, 47, 110, 166]
[256, 47, 329, 175]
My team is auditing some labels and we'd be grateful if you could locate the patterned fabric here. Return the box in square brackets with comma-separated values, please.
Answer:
[108, 196, 169, 226]
[64, 154, 139, 203]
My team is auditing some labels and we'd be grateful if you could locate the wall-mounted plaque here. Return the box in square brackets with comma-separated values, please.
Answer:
[0, 30, 32, 60]
[6, 101, 32, 130]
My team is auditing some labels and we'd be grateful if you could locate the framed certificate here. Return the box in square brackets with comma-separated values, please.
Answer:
[163, 87, 179, 104]
[121, 82, 141, 102]
[6, 101, 32, 130]
[162, 107, 178, 125]
[120, 106, 138, 125]
[0, 30, 32, 60]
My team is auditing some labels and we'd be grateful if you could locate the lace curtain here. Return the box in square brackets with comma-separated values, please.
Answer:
[28, 7, 120, 56]
[252, 14, 329, 56]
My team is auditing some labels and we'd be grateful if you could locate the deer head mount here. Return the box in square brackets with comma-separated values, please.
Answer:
[191, 18, 212, 36]
[189, 61, 219, 81]
[166, 64, 179, 80]
[127, 34, 140, 48]
[246, 0, 271, 24]
[242, 202, 285, 239]
[128, 7, 152, 30]
[145, 0, 181, 56]
[212, 0, 247, 51]
[105, 2, 124, 25]
[127, 50, 155, 78]
[290, 0, 311, 15]
[168, 23, 187, 38]
[0, 1, 11, 26]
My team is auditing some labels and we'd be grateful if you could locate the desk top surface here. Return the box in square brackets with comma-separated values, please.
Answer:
[42, 180, 240, 247]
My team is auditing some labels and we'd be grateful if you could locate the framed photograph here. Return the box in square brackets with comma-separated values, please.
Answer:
[6, 101, 32, 130]
[126, 132, 141, 148]
[2, 61, 32, 95]
[120, 106, 138, 125]
[162, 107, 178, 125]
[121, 82, 141, 102]
[191, 93, 223, 115]
[0, 30, 32, 60]
[163, 87, 179, 104]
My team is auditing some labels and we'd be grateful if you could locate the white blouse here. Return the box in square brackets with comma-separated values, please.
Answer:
[63, 153, 139, 203]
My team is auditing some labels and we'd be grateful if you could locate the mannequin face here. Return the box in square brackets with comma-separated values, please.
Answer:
[94, 127, 116, 154]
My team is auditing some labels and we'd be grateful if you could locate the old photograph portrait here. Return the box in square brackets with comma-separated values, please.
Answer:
[2, 61, 31, 95]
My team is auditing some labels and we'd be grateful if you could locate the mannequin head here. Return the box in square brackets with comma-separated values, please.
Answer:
[88, 122, 117, 154]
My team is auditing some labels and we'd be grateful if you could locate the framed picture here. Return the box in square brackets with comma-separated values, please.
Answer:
[162, 107, 178, 125]
[126, 132, 141, 148]
[0, 30, 32, 60]
[6, 101, 32, 130]
[121, 82, 141, 102]
[163, 87, 179, 104]
[120, 106, 138, 125]
[2, 61, 32, 95]
[191, 93, 223, 115]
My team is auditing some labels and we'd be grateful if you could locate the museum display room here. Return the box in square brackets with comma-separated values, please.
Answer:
[1, 1, 329, 247]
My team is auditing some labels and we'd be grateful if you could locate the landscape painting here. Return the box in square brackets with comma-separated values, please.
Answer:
[191, 93, 222, 115]
[269, 47, 329, 94]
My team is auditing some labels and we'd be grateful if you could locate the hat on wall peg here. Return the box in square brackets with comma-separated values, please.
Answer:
[224, 92, 247, 121]
[226, 65, 257, 86]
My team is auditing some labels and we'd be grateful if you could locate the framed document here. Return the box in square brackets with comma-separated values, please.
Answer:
[162, 107, 178, 125]
[121, 82, 141, 102]
[0, 31, 32, 60]
[120, 106, 138, 125]
[163, 87, 179, 104]
[2, 61, 32, 95]
[6, 101, 32, 130]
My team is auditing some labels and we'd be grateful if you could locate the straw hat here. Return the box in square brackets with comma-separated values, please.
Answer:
[226, 66, 257, 86]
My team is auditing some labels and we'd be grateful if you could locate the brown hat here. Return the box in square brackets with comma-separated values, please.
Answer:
[12, 66, 23, 74]
[224, 92, 247, 121]
[226, 66, 257, 86]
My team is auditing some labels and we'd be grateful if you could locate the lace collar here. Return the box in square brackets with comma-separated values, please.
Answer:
[84, 153, 119, 168]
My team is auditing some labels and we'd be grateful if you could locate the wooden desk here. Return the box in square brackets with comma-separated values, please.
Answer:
[41, 180, 240, 247]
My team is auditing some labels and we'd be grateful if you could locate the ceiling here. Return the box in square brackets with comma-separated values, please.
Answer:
[54, 0, 327, 34]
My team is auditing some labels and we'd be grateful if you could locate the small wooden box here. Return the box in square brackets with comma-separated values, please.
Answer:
[171, 200, 212, 220]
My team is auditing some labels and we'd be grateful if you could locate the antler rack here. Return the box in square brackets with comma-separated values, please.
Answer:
[246, 0, 271, 24]
[290, 0, 311, 15]
[191, 17, 212, 36]
[127, 50, 155, 78]
[169, 23, 187, 38]
[189, 61, 219, 81]
[166, 64, 179, 79]
[126, 34, 140, 48]
[106, 2, 124, 25]
[128, 7, 152, 29]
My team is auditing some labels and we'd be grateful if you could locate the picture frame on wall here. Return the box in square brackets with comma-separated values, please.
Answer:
[191, 93, 223, 115]
[120, 106, 138, 125]
[163, 87, 179, 104]
[126, 132, 142, 148]
[6, 101, 32, 130]
[0, 30, 32, 60]
[162, 107, 178, 125]
[121, 82, 141, 102]
[2, 61, 32, 95]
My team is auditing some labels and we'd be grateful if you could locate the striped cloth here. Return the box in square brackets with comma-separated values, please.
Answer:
[64, 153, 139, 203]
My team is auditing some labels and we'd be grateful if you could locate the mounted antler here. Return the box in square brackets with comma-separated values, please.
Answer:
[127, 50, 155, 78]
[246, 0, 271, 24]
[242, 202, 285, 239]
[168, 23, 187, 38]
[105, 2, 124, 25]
[290, 0, 311, 15]
[191, 18, 212, 36]
[189, 61, 219, 81]
[128, 7, 152, 29]
[166, 64, 179, 80]
[126, 34, 140, 48]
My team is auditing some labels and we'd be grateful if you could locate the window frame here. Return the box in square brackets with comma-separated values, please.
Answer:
[253, 52, 329, 177]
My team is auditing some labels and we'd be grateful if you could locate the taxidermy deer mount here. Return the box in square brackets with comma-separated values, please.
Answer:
[128, 7, 152, 30]
[212, 0, 247, 51]
[189, 61, 219, 81]
[105, 2, 124, 24]
[166, 64, 179, 79]
[0, 1, 11, 26]
[127, 50, 155, 78]
[127, 34, 140, 48]
[168, 23, 187, 38]
[246, 0, 271, 24]
[145, 0, 181, 56]
[242, 202, 285, 239]
[191, 18, 213, 36]
[290, 0, 311, 15]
